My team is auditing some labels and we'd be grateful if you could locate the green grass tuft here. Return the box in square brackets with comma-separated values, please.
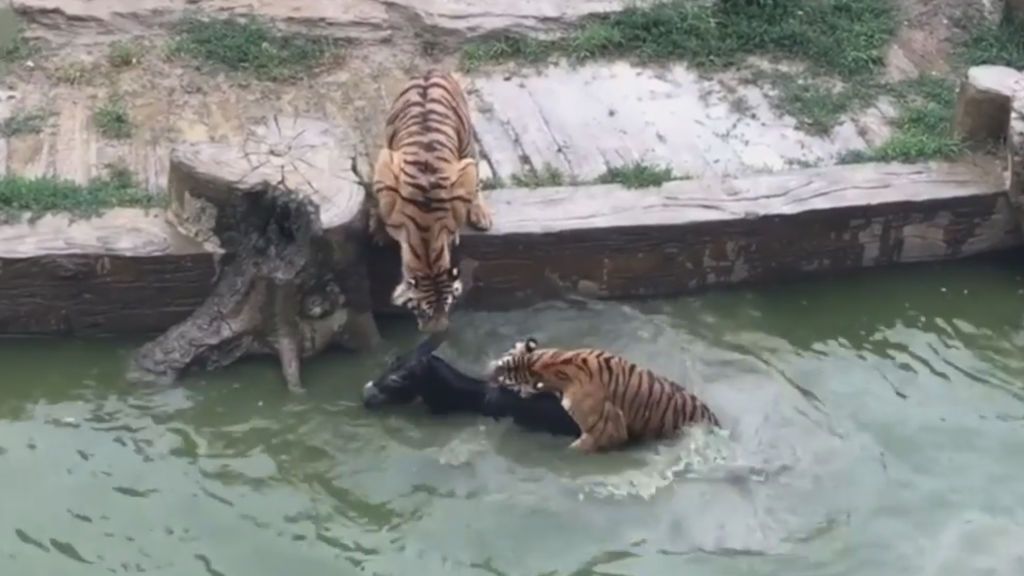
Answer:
[93, 99, 133, 140]
[597, 162, 677, 188]
[0, 109, 50, 137]
[510, 163, 567, 188]
[0, 165, 163, 221]
[169, 15, 337, 81]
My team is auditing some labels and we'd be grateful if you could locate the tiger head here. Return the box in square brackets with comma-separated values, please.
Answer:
[488, 337, 550, 396]
[391, 266, 463, 333]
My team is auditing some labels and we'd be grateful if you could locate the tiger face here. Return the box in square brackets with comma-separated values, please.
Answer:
[391, 266, 463, 333]
[488, 337, 544, 396]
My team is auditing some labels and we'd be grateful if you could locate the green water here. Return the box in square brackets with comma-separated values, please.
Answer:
[3, 258, 1024, 575]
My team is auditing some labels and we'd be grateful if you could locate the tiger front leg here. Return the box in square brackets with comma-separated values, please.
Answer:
[453, 158, 492, 232]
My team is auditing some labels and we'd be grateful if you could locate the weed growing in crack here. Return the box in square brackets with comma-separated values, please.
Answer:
[93, 98, 133, 140]
[107, 40, 144, 68]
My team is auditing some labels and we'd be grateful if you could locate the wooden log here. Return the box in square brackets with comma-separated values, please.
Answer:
[128, 115, 379, 391]
[1007, 86, 1024, 230]
[954, 65, 1023, 146]
[1006, 0, 1024, 25]
[368, 162, 1020, 311]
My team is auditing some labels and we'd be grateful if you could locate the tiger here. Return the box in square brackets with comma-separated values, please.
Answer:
[488, 338, 721, 453]
[369, 69, 493, 333]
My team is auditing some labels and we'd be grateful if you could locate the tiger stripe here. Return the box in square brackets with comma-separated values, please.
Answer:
[371, 69, 493, 333]
[490, 339, 720, 452]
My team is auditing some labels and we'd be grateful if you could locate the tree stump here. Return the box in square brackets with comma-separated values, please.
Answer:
[954, 65, 1023, 146]
[1007, 86, 1024, 231]
[127, 115, 380, 391]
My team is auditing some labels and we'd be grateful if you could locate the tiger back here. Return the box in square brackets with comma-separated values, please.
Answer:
[490, 338, 720, 452]
[371, 69, 493, 333]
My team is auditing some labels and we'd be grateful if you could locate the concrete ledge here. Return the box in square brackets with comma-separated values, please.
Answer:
[371, 161, 1019, 310]
[0, 161, 1018, 335]
[0, 209, 216, 334]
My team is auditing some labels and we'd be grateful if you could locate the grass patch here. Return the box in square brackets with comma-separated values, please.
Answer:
[841, 75, 963, 163]
[461, 0, 896, 77]
[597, 162, 676, 188]
[93, 98, 133, 139]
[107, 40, 143, 68]
[169, 15, 337, 81]
[0, 109, 50, 137]
[0, 8, 34, 71]
[0, 165, 162, 221]
[510, 163, 567, 188]
[960, 18, 1024, 70]
[54, 61, 93, 85]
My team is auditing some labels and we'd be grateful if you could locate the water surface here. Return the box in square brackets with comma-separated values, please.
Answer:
[3, 259, 1024, 575]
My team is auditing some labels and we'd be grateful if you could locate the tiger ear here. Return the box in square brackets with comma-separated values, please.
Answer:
[524, 337, 538, 352]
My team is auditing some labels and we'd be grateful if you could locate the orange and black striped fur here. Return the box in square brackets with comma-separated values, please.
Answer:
[370, 69, 493, 333]
[489, 338, 720, 453]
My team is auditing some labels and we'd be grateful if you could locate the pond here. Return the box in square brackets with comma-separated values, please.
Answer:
[2, 256, 1024, 575]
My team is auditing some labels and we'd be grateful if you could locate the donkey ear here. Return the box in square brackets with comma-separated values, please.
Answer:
[524, 337, 538, 352]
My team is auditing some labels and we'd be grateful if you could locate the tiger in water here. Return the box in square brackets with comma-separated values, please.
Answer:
[370, 69, 493, 333]
[489, 338, 721, 453]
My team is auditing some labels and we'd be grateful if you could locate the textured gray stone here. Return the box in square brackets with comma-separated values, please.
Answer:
[12, 0, 630, 39]
[469, 63, 883, 183]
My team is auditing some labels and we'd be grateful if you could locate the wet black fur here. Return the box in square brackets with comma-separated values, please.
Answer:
[362, 335, 580, 438]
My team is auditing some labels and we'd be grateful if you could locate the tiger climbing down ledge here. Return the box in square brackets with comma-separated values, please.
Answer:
[369, 69, 493, 333]
[489, 338, 722, 453]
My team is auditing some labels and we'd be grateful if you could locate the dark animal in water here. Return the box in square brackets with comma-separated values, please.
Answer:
[362, 334, 580, 438]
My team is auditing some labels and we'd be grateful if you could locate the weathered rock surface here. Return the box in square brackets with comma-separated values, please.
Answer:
[370, 161, 1018, 310]
[128, 115, 379, 391]
[469, 63, 888, 183]
[954, 65, 1024, 145]
[12, 0, 630, 40]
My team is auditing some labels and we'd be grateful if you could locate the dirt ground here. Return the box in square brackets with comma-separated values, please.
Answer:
[0, 0, 1002, 191]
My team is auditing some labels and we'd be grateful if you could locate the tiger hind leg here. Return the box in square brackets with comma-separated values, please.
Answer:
[453, 157, 492, 232]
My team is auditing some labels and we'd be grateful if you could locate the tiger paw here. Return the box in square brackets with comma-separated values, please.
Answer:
[569, 434, 598, 453]
[468, 206, 493, 232]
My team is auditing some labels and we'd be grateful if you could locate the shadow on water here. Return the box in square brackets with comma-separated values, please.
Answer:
[2, 256, 1024, 574]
